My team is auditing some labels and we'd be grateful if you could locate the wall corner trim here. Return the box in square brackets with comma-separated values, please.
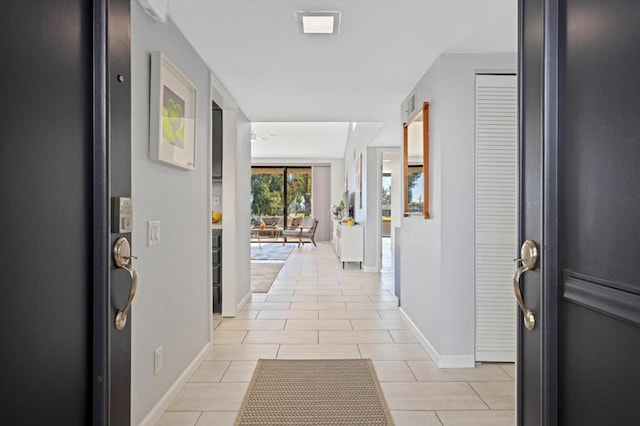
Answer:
[137, 342, 211, 426]
[236, 291, 252, 314]
[399, 308, 475, 368]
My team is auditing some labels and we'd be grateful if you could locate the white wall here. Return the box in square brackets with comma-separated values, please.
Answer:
[222, 107, 251, 316]
[312, 166, 331, 241]
[131, 4, 211, 423]
[342, 123, 385, 270]
[400, 52, 516, 367]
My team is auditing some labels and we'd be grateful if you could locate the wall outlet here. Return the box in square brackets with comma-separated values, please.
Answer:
[154, 346, 163, 375]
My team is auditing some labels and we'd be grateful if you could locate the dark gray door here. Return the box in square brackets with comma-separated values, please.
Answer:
[0, 1, 131, 424]
[518, 0, 640, 424]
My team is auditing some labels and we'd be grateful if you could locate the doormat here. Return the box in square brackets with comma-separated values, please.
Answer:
[250, 243, 295, 261]
[235, 359, 395, 426]
[250, 263, 284, 293]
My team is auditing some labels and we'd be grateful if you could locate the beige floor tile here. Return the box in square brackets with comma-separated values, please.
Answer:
[220, 361, 257, 383]
[369, 294, 399, 302]
[242, 302, 291, 311]
[347, 302, 398, 310]
[216, 320, 285, 331]
[320, 330, 394, 344]
[277, 344, 361, 359]
[389, 330, 418, 344]
[498, 363, 516, 379]
[342, 289, 391, 296]
[207, 344, 279, 361]
[256, 310, 318, 320]
[189, 361, 230, 383]
[211, 331, 247, 345]
[264, 289, 295, 296]
[156, 411, 202, 426]
[408, 361, 513, 382]
[285, 319, 352, 330]
[378, 310, 401, 318]
[264, 295, 317, 303]
[230, 311, 259, 319]
[250, 294, 268, 302]
[318, 295, 371, 302]
[351, 319, 408, 330]
[372, 361, 417, 382]
[437, 410, 515, 426]
[318, 310, 381, 319]
[293, 289, 343, 296]
[390, 411, 442, 426]
[212, 315, 223, 330]
[290, 302, 347, 310]
[195, 411, 238, 426]
[469, 382, 515, 409]
[242, 330, 317, 344]
[380, 382, 488, 410]
[359, 344, 429, 361]
[170, 383, 248, 412]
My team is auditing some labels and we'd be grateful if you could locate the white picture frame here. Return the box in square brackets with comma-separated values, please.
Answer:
[149, 51, 197, 170]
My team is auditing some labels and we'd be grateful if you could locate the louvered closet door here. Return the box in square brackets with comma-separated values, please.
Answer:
[475, 74, 517, 362]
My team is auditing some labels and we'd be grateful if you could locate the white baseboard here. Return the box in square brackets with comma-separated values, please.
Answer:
[398, 308, 475, 369]
[363, 265, 378, 273]
[236, 291, 251, 314]
[138, 342, 211, 426]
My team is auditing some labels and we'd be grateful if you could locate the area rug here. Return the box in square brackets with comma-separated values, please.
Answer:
[250, 243, 295, 261]
[250, 263, 284, 293]
[235, 359, 395, 426]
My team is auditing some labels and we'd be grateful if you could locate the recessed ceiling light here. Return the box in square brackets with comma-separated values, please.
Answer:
[296, 11, 341, 35]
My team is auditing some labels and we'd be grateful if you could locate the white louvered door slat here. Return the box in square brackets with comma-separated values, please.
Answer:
[475, 74, 517, 362]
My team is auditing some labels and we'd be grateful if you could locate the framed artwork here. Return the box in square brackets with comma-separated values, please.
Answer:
[150, 51, 198, 170]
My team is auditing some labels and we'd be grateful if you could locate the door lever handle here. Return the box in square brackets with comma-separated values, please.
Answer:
[113, 237, 138, 331]
[513, 240, 538, 331]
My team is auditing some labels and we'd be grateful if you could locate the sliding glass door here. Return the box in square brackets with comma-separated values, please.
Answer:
[251, 166, 312, 223]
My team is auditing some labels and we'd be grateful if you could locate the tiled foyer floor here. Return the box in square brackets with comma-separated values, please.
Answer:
[157, 242, 515, 426]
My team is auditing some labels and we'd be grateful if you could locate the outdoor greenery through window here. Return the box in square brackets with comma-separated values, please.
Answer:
[407, 165, 424, 213]
[251, 167, 312, 223]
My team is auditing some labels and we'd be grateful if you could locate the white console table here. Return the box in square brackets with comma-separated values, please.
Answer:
[335, 223, 363, 269]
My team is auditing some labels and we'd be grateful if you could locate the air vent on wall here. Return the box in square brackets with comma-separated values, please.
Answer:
[406, 94, 416, 119]
[138, 0, 168, 23]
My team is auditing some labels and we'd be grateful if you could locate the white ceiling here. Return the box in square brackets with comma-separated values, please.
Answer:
[167, 0, 517, 158]
[251, 122, 349, 159]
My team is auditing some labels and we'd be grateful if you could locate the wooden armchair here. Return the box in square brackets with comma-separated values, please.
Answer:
[282, 217, 318, 248]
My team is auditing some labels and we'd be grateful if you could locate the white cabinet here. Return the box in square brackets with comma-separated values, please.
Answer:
[335, 224, 363, 268]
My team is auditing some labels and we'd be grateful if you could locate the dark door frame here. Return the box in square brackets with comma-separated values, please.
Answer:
[92, 0, 110, 423]
[517, 0, 560, 424]
[93, 0, 132, 423]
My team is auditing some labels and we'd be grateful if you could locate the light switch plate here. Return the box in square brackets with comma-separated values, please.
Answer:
[148, 220, 160, 246]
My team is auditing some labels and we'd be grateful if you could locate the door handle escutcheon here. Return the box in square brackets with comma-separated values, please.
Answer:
[113, 237, 138, 331]
[513, 240, 538, 331]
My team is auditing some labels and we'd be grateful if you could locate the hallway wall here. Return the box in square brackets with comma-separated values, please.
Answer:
[400, 52, 516, 367]
[131, 3, 211, 422]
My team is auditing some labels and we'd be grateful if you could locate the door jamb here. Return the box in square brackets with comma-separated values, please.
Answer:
[92, 0, 109, 423]
[541, 0, 559, 423]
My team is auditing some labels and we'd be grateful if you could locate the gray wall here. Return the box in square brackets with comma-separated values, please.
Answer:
[131, 3, 211, 422]
[400, 52, 516, 366]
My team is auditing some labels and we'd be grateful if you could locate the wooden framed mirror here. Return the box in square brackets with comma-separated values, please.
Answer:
[403, 101, 429, 218]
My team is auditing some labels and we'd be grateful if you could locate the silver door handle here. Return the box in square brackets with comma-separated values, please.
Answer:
[113, 237, 138, 331]
[513, 239, 538, 331]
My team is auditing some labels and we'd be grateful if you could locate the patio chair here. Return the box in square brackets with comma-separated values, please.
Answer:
[282, 217, 318, 248]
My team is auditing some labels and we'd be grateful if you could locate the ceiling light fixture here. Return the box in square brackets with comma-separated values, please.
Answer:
[296, 11, 341, 35]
